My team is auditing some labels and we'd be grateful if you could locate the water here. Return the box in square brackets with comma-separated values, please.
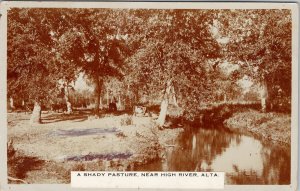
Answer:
[136, 126, 290, 185]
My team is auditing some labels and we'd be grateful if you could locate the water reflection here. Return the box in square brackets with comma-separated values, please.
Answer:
[136, 126, 290, 185]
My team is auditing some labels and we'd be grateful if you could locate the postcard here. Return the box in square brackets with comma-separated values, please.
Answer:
[0, 1, 298, 191]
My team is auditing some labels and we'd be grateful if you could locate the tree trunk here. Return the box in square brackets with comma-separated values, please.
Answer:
[171, 86, 179, 107]
[191, 134, 197, 158]
[30, 100, 41, 124]
[9, 97, 14, 110]
[157, 99, 169, 127]
[126, 84, 131, 109]
[94, 77, 103, 116]
[157, 79, 173, 127]
[134, 89, 139, 105]
[106, 89, 109, 105]
[173, 96, 178, 107]
[260, 80, 268, 112]
[223, 94, 227, 102]
[100, 96, 103, 109]
[117, 94, 124, 111]
[95, 92, 100, 115]
[64, 85, 72, 114]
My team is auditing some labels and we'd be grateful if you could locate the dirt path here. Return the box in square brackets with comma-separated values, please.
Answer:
[8, 112, 183, 183]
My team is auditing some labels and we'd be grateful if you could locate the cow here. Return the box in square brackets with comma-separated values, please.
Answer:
[51, 103, 66, 113]
[133, 106, 147, 116]
[109, 102, 117, 112]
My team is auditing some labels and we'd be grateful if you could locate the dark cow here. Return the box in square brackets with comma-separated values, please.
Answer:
[108, 102, 117, 112]
[51, 103, 66, 113]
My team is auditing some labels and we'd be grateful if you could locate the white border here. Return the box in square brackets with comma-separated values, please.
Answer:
[0, 2, 298, 191]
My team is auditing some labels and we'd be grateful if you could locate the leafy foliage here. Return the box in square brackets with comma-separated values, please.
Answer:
[7, 8, 291, 117]
[218, 10, 292, 102]
[126, 10, 221, 119]
[8, 9, 59, 103]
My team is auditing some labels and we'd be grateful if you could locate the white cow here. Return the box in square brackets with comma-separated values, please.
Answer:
[133, 106, 147, 116]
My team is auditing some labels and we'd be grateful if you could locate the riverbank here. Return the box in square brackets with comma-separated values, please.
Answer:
[8, 112, 183, 183]
[224, 109, 291, 146]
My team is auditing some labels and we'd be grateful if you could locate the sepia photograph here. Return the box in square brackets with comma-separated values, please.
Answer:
[1, 1, 298, 189]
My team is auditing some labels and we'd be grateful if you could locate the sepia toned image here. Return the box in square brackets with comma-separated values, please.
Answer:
[2, 2, 297, 188]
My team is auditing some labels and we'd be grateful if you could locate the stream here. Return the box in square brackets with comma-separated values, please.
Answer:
[136, 125, 290, 185]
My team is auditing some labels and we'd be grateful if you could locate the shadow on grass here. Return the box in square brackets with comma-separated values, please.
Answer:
[7, 153, 45, 183]
[99, 110, 132, 117]
[8, 143, 45, 182]
[49, 127, 120, 137]
[42, 112, 89, 124]
[41, 109, 134, 124]
[12, 156, 45, 180]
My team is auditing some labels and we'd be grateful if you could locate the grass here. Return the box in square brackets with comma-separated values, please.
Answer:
[224, 109, 291, 145]
[7, 111, 183, 183]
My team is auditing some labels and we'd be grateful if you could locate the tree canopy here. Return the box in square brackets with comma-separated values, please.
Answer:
[125, 10, 221, 119]
[218, 10, 291, 104]
[7, 8, 292, 123]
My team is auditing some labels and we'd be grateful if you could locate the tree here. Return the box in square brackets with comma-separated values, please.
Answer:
[126, 10, 221, 125]
[209, 62, 244, 103]
[8, 8, 85, 123]
[8, 9, 61, 124]
[54, 9, 130, 116]
[217, 10, 292, 112]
